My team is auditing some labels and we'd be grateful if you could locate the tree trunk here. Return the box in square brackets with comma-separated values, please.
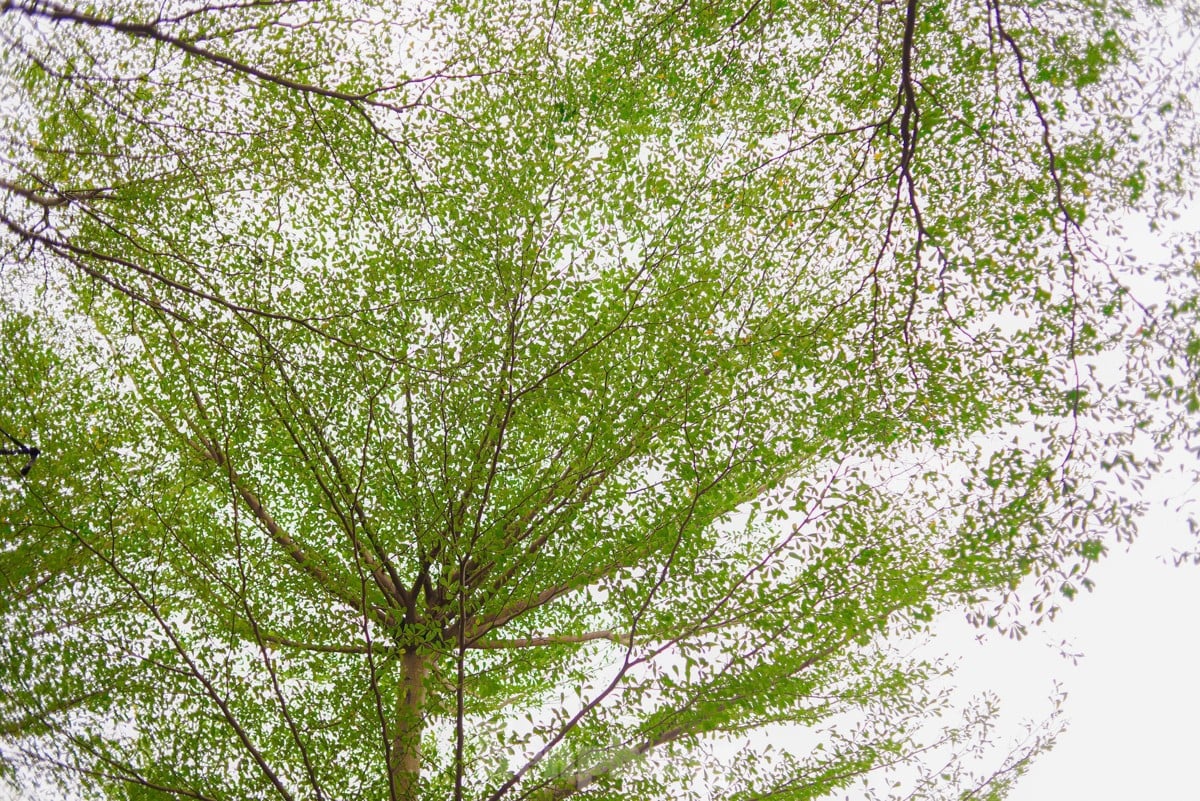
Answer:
[390, 648, 427, 801]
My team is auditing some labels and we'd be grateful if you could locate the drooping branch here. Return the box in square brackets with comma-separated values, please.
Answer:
[898, 0, 921, 174]
[0, 214, 418, 367]
[2, 0, 416, 113]
[987, 0, 1084, 465]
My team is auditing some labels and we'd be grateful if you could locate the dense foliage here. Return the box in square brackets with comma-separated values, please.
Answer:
[1, 0, 1198, 799]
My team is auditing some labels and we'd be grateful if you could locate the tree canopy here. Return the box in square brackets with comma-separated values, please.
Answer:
[1, 0, 1198, 799]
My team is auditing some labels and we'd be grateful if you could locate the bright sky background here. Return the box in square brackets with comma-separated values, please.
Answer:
[920, 205, 1200, 799]
[942, 483, 1200, 801]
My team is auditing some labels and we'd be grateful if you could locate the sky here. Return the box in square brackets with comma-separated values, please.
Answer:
[921, 202, 1200, 798]
[944, 486, 1200, 801]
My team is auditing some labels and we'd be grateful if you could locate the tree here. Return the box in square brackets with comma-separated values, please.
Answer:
[0, 0, 1197, 799]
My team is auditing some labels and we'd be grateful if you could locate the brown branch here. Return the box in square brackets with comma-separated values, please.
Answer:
[452, 459, 607, 627]
[153, 0, 320, 26]
[0, 214, 416, 367]
[486, 467, 706, 801]
[4, 0, 416, 113]
[898, 0, 920, 172]
[209, 443, 389, 623]
[113, 317, 390, 631]
[252, 351, 411, 610]
[230, 625, 373, 655]
[461, 581, 577, 645]
[523, 634, 839, 801]
[50, 516, 299, 801]
[228, 493, 327, 801]
[28, 741, 225, 801]
[988, 0, 1084, 468]
[0, 691, 105, 737]
[468, 630, 632, 650]
[527, 726, 690, 801]
[0, 176, 107, 207]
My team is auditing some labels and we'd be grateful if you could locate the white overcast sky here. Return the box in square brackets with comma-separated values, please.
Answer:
[911, 201, 1200, 799]
[937, 474, 1200, 801]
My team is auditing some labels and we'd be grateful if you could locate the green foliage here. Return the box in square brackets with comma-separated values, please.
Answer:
[1, 0, 1197, 800]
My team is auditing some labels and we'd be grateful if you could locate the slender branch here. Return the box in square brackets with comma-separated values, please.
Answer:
[141, 326, 385, 624]
[4, 0, 417, 113]
[252, 349, 410, 610]
[0, 176, 107, 208]
[45, 514, 300, 801]
[228, 482, 327, 801]
[527, 725, 690, 801]
[0, 215, 411, 362]
[228, 624, 373, 654]
[0, 691, 104, 737]
[460, 581, 577, 645]
[468, 630, 632, 650]
[27, 740, 225, 801]
[212, 445, 388, 623]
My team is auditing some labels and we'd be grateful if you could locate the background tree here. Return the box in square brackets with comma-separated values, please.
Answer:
[1, 1, 1197, 800]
